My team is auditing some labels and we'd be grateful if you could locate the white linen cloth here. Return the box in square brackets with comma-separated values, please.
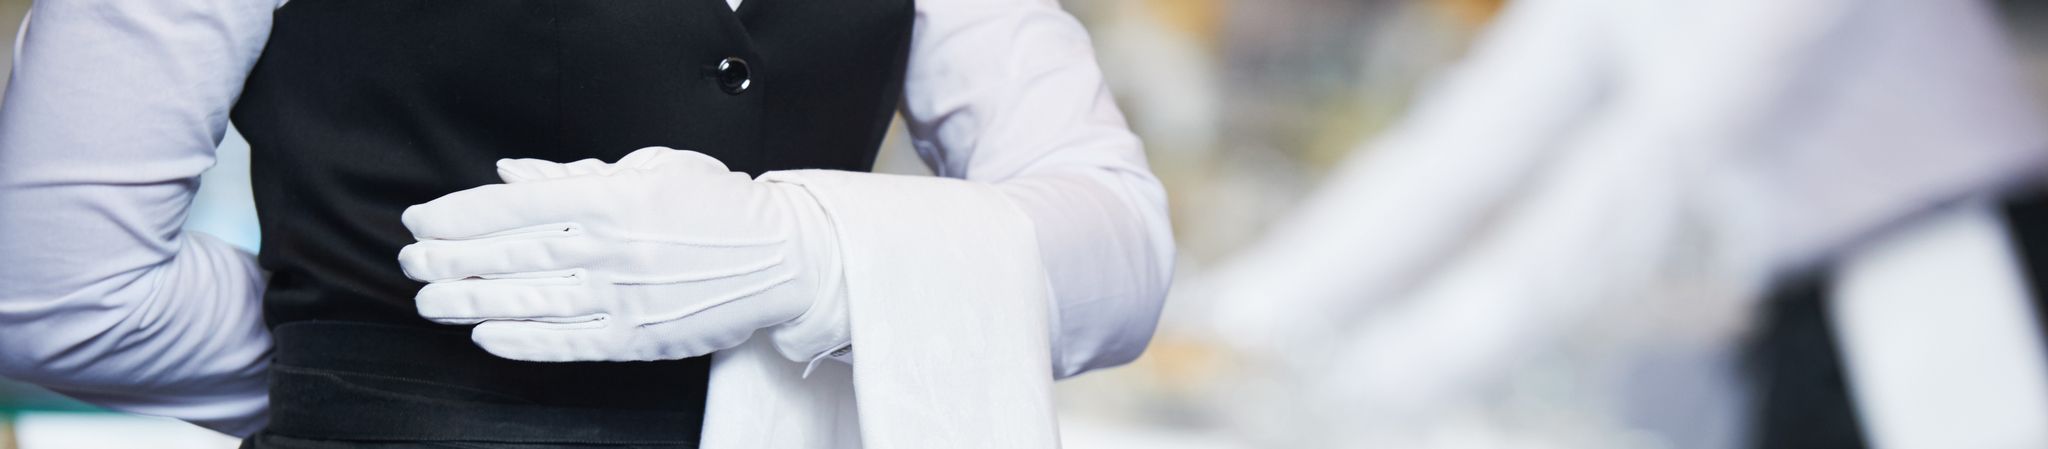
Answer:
[703, 171, 1060, 449]
[0, 0, 1171, 443]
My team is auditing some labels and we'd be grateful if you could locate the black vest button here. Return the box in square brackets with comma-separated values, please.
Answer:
[715, 57, 752, 95]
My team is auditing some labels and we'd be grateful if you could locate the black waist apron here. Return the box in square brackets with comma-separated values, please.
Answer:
[253, 322, 705, 448]
[228, 0, 912, 445]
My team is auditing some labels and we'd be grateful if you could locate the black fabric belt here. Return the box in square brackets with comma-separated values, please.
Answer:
[265, 321, 705, 446]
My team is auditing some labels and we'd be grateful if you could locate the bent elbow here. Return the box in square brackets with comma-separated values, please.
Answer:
[1020, 164, 1175, 379]
[1050, 281, 1170, 379]
[1051, 223, 1175, 379]
[0, 283, 154, 386]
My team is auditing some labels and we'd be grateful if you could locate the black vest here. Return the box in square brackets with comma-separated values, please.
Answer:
[230, 0, 912, 444]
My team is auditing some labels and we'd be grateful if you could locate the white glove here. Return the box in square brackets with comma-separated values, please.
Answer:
[398, 147, 848, 362]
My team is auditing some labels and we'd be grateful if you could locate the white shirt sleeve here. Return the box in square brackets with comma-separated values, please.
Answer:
[900, 0, 1176, 378]
[0, 0, 280, 436]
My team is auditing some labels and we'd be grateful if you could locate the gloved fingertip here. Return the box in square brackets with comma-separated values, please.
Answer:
[395, 243, 435, 282]
[471, 325, 550, 362]
[496, 159, 546, 183]
[613, 147, 678, 170]
[398, 204, 431, 238]
[657, 149, 732, 173]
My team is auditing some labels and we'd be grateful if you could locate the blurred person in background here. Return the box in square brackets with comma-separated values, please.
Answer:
[0, 0, 1173, 448]
[1204, 0, 2048, 447]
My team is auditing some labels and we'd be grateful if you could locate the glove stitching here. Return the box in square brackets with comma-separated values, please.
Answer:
[615, 232, 784, 248]
[416, 222, 584, 242]
[636, 272, 798, 327]
[607, 255, 784, 285]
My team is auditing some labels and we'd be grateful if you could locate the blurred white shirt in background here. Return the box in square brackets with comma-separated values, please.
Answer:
[1203, 0, 2048, 447]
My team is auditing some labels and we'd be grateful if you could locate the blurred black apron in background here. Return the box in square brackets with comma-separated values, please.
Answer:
[1747, 188, 2048, 449]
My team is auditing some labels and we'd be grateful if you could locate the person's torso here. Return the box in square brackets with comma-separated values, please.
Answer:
[228, 0, 912, 444]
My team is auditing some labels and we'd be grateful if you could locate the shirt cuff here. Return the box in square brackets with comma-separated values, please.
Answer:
[801, 342, 855, 378]
[768, 270, 854, 375]
[764, 175, 856, 373]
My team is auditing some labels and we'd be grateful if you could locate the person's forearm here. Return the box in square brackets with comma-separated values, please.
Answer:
[992, 167, 1172, 377]
[3, 234, 275, 436]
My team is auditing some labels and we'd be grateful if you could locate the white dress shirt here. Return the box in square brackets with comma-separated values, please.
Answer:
[0, 0, 1172, 438]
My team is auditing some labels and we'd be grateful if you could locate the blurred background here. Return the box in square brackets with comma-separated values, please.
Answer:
[6, 0, 2048, 448]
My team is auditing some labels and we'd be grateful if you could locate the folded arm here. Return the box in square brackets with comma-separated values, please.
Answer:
[0, 0, 278, 436]
[900, 0, 1175, 378]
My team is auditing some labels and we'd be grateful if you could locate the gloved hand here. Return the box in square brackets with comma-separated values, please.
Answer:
[398, 147, 848, 362]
